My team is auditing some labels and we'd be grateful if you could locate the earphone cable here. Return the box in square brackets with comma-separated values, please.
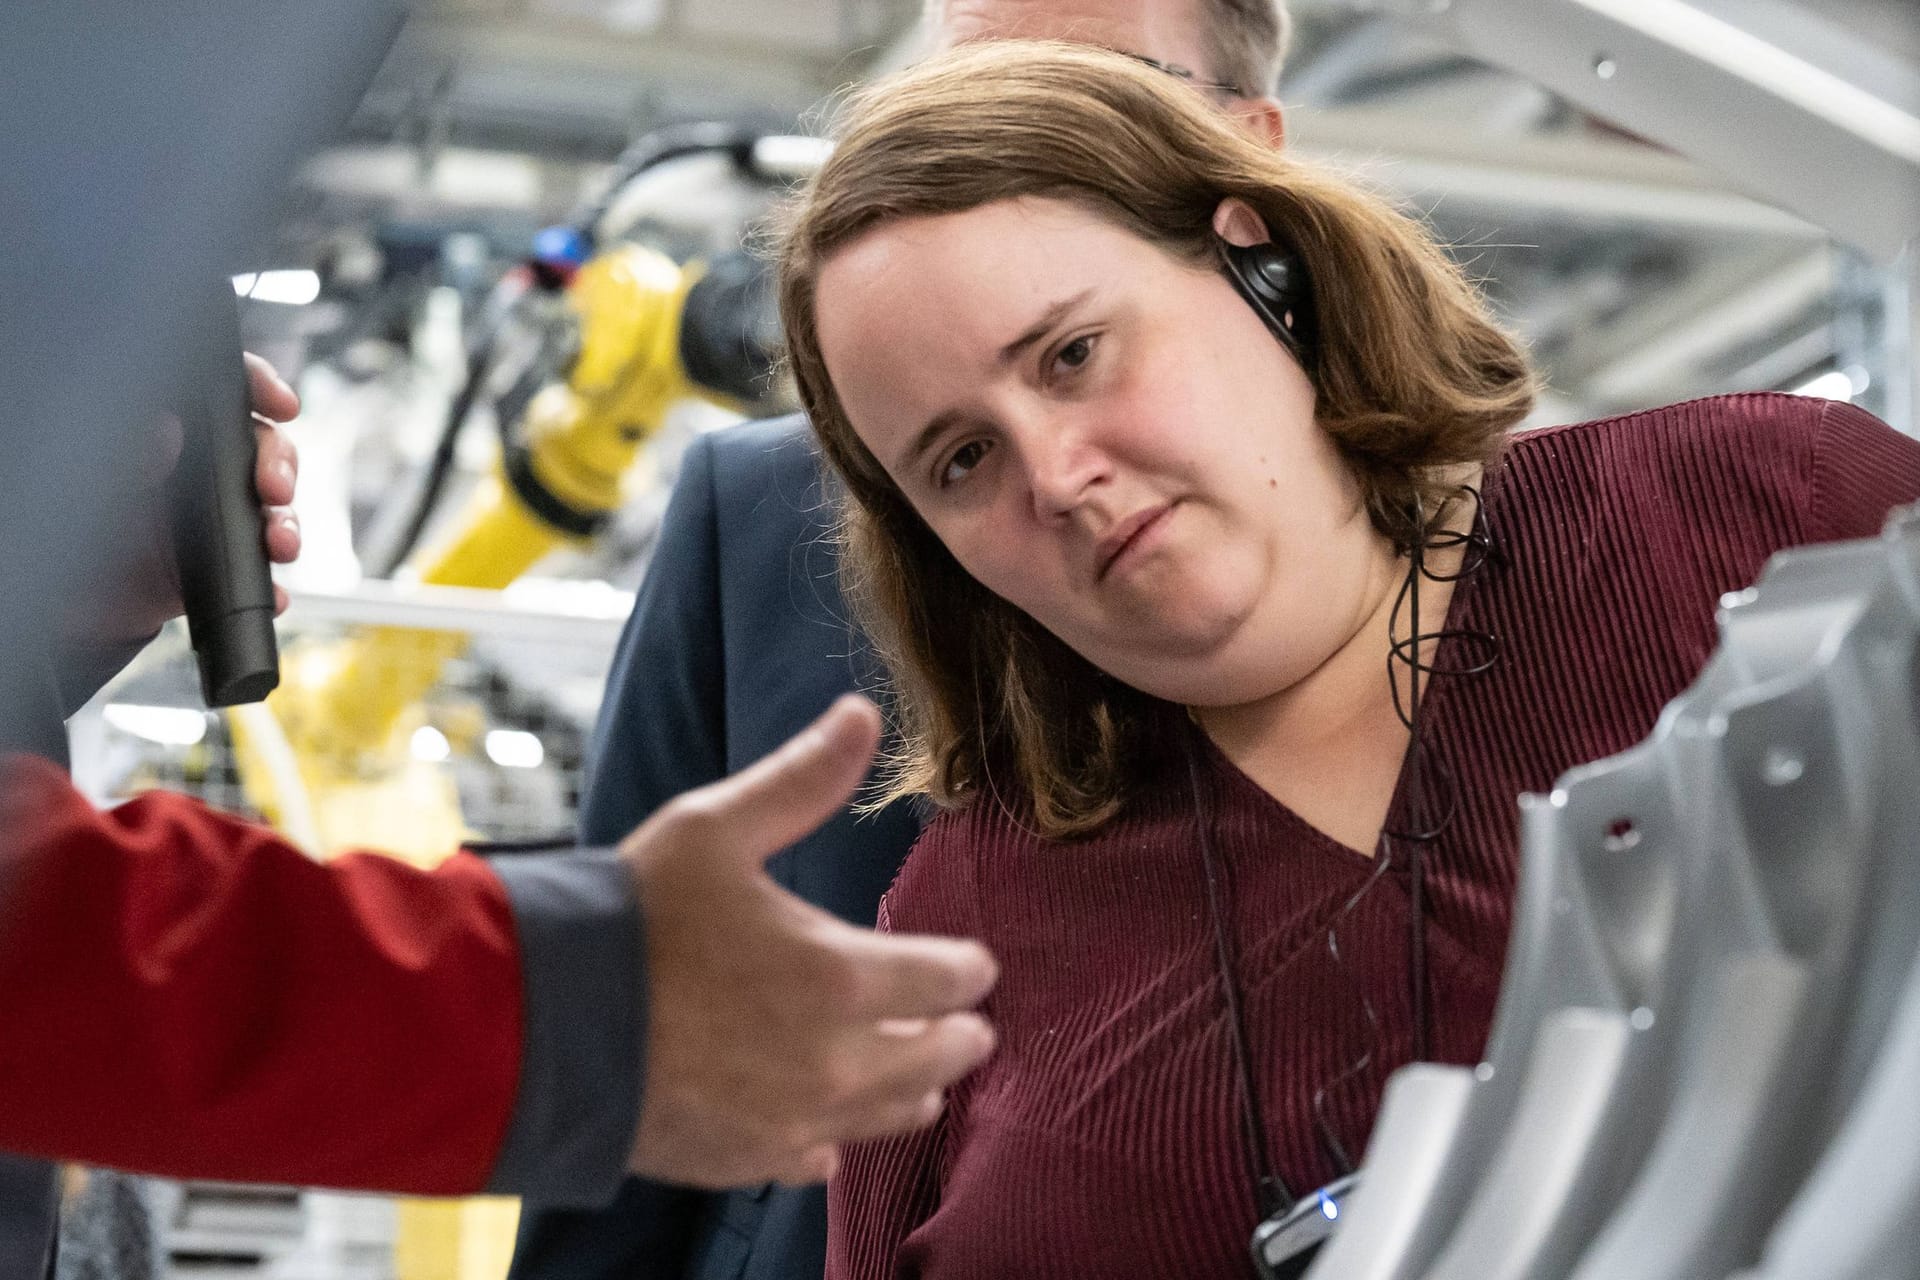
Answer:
[1186, 729, 1296, 1220]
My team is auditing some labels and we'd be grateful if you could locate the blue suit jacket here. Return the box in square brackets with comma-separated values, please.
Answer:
[509, 415, 923, 1280]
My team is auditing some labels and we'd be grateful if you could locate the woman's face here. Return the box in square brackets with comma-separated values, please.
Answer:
[815, 196, 1390, 707]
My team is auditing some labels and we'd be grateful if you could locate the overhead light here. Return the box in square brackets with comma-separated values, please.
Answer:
[484, 729, 544, 770]
[103, 703, 208, 747]
[231, 269, 321, 306]
[752, 135, 834, 181]
[411, 725, 451, 764]
[1790, 369, 1856, 401]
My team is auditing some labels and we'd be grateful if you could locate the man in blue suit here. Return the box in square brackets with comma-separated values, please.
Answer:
[509, 3, 1290, 1276]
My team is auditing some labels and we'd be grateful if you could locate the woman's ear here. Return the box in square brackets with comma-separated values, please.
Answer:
[1211, 197, 1272, 249]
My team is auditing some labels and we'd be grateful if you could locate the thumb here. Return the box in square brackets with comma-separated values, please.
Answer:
[694, 695, 883, 869]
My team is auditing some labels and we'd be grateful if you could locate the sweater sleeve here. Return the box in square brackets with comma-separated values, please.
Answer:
[1807, 399, 1920, 544]
[0, 755, 541, 1194]
[826, 814, 983, 1280]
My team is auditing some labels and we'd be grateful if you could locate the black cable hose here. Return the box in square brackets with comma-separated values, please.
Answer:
[373, 123, 773, 577]
[568, 121, 763, 253]
[373, 294, 514, 578]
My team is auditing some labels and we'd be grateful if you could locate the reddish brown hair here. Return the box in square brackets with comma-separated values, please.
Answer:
[777, 41, 1534, 835]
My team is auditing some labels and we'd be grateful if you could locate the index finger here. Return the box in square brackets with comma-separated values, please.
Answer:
[244, 352, 300, 421]
[826, 920, 998, 1020]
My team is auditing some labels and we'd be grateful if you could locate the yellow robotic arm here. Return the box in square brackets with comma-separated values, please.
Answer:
[259, 242, 710, 783]
[247, 235, 742, 796]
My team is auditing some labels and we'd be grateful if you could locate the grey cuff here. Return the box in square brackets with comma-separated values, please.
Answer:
[484, 849, 646, 1207]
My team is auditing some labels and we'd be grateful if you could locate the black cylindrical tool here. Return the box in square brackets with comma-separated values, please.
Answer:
[169, 281, 280, 706]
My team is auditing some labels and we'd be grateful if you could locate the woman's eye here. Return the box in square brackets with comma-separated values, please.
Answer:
[939, 440, 990, 488]
[1054, 335, 1096, 373]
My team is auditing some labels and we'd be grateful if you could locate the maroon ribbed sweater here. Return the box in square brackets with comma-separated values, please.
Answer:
[828, 395, 1920, 1280]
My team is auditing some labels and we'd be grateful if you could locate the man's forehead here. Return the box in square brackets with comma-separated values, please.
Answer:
[933, 0, 1211, 76]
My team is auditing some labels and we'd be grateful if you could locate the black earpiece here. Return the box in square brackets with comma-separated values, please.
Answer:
[1221, 241, 1315, 367]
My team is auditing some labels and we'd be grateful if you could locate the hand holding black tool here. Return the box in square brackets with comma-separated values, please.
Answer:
[168, 280, 281, 706]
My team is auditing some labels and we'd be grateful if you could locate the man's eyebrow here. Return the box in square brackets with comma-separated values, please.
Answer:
[893, 289, 1096, 476]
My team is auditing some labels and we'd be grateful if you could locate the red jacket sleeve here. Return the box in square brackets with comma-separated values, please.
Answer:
[0, 754, 522, 1194]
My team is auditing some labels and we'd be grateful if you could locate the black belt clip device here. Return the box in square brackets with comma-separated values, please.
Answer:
[1251, 1172, 1360, 1280]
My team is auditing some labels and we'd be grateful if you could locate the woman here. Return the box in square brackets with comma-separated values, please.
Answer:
[775, 40, 1920, 1279]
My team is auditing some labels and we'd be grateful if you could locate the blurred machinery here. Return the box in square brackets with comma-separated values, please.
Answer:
[1368, 0, 1918, 434]
[239, 125, 809, 866]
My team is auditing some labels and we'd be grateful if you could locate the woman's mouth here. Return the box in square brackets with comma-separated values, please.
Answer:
[1095, 502, 1176, 581]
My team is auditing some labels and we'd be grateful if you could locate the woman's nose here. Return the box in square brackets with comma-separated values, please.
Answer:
[1021, 418, 1111, 521]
